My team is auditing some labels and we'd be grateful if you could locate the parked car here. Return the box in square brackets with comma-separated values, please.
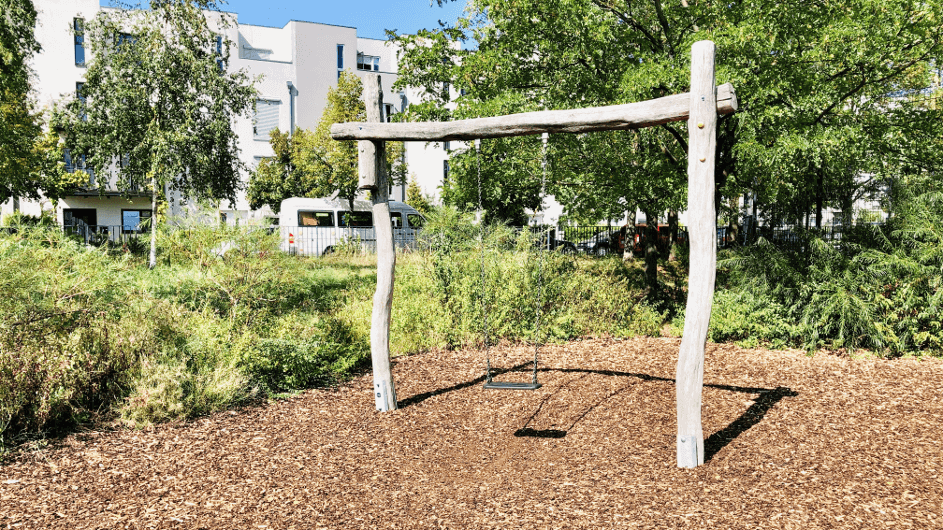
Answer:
[529, 227, 577, 254]
[576, 229, 620, 255]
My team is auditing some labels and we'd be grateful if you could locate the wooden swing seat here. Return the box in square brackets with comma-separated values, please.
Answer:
[483, 381, 542, 391]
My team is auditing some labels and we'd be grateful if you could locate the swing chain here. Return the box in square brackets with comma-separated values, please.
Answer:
[531, 132, 549, 384]
[475, 139, 493, 382]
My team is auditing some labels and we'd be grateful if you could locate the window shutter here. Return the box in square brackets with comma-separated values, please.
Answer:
[254, 100, 280, 139]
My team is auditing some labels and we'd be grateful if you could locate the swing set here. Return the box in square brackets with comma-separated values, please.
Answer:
[331, 41, 737, 468]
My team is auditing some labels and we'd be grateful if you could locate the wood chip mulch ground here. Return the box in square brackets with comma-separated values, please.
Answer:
[2, 337, 942, 529]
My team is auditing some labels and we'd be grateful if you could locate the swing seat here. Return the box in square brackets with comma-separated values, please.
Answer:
[483, 380, 542, 390]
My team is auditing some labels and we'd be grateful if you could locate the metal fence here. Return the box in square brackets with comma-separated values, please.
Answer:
[278, 226, 421, 256]
[1, 221, 877, 257]
[63, 224, 149, 246]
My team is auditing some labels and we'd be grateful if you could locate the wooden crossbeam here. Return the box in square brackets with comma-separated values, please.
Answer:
[331, 83, 736, 141]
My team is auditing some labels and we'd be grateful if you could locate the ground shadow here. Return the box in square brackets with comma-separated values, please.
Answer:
[514, 428, 567, 438]
[399, 366, 797, 456]
[703, 385, 798, 462]
[397, 361, 532, 409]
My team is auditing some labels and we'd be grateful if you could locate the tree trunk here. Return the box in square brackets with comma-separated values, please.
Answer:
[815, 169, 824, 230]
[727, 196, 740, 247]
[667, 209, 679, 261]
[148, 176, 157, 269]
[643, 209, 659, 293]
[622, 208, 636, 262]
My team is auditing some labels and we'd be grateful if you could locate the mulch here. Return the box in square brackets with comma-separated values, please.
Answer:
[2, 337, 942, 529]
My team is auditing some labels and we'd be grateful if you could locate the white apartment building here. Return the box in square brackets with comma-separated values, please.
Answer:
[5, 0, 450, 230]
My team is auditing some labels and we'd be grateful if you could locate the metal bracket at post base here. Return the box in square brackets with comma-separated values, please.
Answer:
[375, 381, 396, 412]
[677, 435, 700, 468]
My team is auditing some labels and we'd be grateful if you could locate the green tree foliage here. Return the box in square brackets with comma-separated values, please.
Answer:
[56, 0, 256, 267]
[393, 0, 943, 285]
[0, 0, 43, 203]
[405, 176, 432, 215]
[245, 128, 317, 214]
[247, 71, 407, 213]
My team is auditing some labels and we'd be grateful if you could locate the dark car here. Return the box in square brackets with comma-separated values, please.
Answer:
[576, 229, 620, 255]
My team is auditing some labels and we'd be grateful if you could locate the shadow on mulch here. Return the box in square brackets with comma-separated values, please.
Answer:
[400, 364, 798, 459]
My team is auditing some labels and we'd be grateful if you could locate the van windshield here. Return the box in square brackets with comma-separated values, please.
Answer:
[407, 213, 424, 229]
[339, 211, 373, 227]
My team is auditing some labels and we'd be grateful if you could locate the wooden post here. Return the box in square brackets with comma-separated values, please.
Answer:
[362, 74, 398, 412]
[677, 40, 717, 468]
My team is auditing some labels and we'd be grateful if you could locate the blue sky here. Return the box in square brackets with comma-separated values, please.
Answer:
[102, 1, 469, 42]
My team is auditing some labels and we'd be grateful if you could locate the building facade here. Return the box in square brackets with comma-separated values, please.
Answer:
[5, 0, 449, 230]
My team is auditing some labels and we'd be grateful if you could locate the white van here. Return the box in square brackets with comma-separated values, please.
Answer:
[278, 197, 425, 256]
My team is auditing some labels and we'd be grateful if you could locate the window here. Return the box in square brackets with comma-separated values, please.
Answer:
[117, 32, 136, 51]
[339, 211, 373, 227]
[390, 212, 402, 229]
[63, 149, 95, 187]
[64, 208, 97, 227]
[407, 213, 425, 229]
[442, 81, 450, 99]
[122, 209, 152, 233]
[253, 99, 280, 140]
[357, 53, 380, 71]
[384, 103, 393, 123]
[298, 211, 335, 227]
[215, 35, 224, 70]
[444, 141, 450, 151]
[74, 18, 85, 66]
[220, 212, 227, 225]
[443, 160, 449, 181]
[337, 44, 344, 69]
[76, 82, 86, 120]
[240, 44, 274, 61]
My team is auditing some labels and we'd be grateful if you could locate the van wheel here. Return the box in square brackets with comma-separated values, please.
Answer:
[323, 246, 334, 255]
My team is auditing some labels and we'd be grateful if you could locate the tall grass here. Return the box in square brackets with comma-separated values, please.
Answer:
[0, 217, 661, 449]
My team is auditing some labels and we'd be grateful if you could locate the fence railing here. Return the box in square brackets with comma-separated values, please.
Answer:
[278, 226, 420, 256]
[0, 221, 883, 257]
[63, 224, 149, 246]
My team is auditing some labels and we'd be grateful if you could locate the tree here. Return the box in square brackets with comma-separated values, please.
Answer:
[394, 0, 943, 289]
[405, 175, 432, 215]
[245, 128, 316, 214]
[246, 71, 407, 213]
[0, 0, 42, 204]
[57, 0, 256, 268]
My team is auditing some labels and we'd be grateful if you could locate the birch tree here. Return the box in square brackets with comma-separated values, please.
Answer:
[57, 0, 255, 267]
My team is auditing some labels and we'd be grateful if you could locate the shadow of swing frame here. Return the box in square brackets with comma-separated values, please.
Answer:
[398, 365, 797, 462]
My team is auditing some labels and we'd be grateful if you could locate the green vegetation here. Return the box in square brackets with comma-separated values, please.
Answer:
[2, 192, 942, 450]
[716, 187, 943, 355]
[0, 219, 664, 450]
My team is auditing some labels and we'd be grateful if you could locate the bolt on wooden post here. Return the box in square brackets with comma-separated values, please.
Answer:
[360, 74, 398, 412]
[676, 40, 718, 468]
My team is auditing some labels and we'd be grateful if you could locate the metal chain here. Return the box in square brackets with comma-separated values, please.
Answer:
[476, 139, 493, 382]
[532, 133, 549, 384]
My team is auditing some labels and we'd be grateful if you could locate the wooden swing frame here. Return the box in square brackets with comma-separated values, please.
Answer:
[330, 41, 736, 468]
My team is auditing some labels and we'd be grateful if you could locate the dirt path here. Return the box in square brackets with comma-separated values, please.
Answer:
[2, 338, 942, 529]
